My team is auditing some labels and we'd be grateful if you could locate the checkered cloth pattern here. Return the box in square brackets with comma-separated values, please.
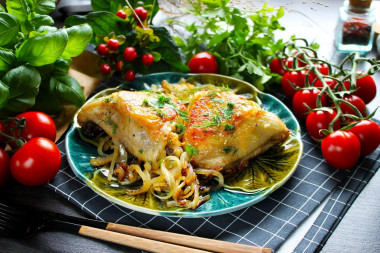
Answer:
[48, 77, 380, 252]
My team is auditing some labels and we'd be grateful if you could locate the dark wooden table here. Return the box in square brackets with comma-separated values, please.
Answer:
[1, 1, 379, 252]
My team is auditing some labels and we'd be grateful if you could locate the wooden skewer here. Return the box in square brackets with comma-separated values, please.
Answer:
[106, 223, 272, 253]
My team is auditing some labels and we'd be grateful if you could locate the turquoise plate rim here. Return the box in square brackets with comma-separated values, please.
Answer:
[65, 72, 303, 218]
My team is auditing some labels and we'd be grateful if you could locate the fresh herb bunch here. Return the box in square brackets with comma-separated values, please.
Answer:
[0, 0, 92, 117]
[170, 0, 286, 91]
[65, 0, 189, 81]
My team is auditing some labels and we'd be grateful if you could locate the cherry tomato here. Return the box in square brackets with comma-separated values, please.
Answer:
[0, 121, 6, 148]
[10, 137, 61, 186]
[281, 70, 306, 99]
[116, 10, 127, 19]
[115, 61, 124, 72]
[270, 58, 292, 75]
[7, 111, 56, 148]
[142, 53, 154, 66]
[123, 47, 138, 62]
[133, 7, 148, 22]
[314, 78, 337, 89]
[107, 39, 119, 51]
[339, 95, 366, 122]
[188, 52, 219, 74]
[306, 110, 340, 140]
[0, 148, 10, 188]
[308, 64, 329, 84]
[321, 130, 361, 170]
[97, 44, 108, 56]
[348, 120, 380, 155]
[124, 70, 135, 81]
[292, 89, 327, 119]
[353, 74, 377, 104]
[100, 64, 112, 75]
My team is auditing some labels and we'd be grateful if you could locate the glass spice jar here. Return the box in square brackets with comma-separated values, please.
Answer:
[335, 0, 376, 54]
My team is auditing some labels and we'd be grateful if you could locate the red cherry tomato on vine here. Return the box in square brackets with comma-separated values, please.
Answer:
[353, 75, 377, 104]
[107, 39, 119, 51]
[100, 64, 112, 75]
[314, 78, 337, 89]
[124, 70, 135, 81]
[188, 52, 219, 74]
[321, 130, 361, 170]
[306, 110, 340, 140]
[133, 7, 148, 22]
[116, 10, 127, 19]
[0, 148, 10, 188]
[292, 89, 327, 119]
[339, 95, 366, 122]
[0, 121, 6, 148]
[123, 47, 138, 62]
[281, 70, 306, 99]
[308, 64, 329, 84]
[10, 137, 61, 186]
[348, 120, 380, 155]
[142, 53, 154, 66]
[97, 44, 108, 56]
[115, 61, 124, 72]
[7, 111, 56, 148]
[270, 58, 292, 75]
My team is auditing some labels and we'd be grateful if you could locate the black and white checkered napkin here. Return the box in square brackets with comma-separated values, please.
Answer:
[48, 77, 380, 251]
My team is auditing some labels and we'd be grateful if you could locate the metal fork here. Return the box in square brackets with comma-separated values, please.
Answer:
[0, 201, 271, 253]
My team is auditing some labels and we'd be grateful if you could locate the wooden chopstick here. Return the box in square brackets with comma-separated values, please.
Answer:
[79, 226, 210, 253]
[106, 223, 272, 253]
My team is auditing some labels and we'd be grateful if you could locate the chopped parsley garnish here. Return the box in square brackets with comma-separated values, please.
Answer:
[154, 95, 171, 108]
[154, 108, 165, 118]
[138, 149, 143, 154]
[195, 113, 222, 128]
[211, 97, 224, 103]
[223, 146, 237, 155]
[185, 144, 199, 159]
[112, 123, 117, 134]
[221, 102, 234, 120]
[175, 123, 186, 135]
[224, 123, 235, 131]
[142, 99, 149, 107]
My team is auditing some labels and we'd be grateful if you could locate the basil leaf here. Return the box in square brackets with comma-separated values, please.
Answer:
[32, 0, 56, 15]
[0, 48, 16, 72]
[16, 29, 68, 66]
[6, 0, 33, 22]
[0, 4, 5, 12]
[0, 13, 19, 47]
[91, 0, 112, 12]
[61, 24, 92, 58]
[2, 65, 41, 112]
[0, 80, 9, 108]
[54, 58, 72, 73]
[65, 11, 131, 36]
[30, 14, 54, 28]
[31, 79, 62, 115]
[150, 26, 189, 72]
[50, 72, 85, 107]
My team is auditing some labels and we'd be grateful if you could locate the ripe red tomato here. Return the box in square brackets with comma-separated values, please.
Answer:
[7, 111, 56, 147]
[188, 52, 219, 74]
[116, 10, 127, 19]
[123, 47, 138, 62]
[339, 95, 366, 121]
[115, 61, 124, 72]
[107, 39, 119, 51]
[10, 137, 61, 186]
[306, 110, 340, 140]
[321, 130, 361, 170]
[348, 120, 380, 155]
[270, 58, 292, 75]
[100, 64, 112, 75]
[292, 89, 327, 119]
[97, 44, 108, 56]
[308, 64, 329, 84]
[0, 148, 10, 188]
[142, 53, 154, 66]
[281, 70, 306, 99]
[353, 74, 377, 104]
[124, 70, 135, 81]
[314, 78, 337, 89]
[133, 7, 148, 22]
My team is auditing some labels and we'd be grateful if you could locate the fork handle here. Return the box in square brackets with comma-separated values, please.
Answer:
[79, 225, 210, 253]
[107, 223, 271, 253]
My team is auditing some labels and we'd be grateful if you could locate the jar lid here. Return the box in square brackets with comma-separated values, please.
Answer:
[349, 0, 372, 9]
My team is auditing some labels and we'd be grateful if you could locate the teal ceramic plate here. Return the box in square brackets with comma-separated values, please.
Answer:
[66, 73, 303, 218]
